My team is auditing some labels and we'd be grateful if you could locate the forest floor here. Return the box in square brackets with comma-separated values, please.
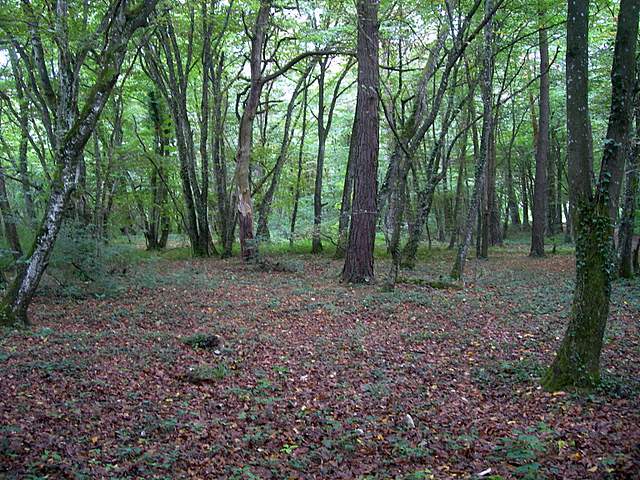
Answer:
[1, 242, 639, 479]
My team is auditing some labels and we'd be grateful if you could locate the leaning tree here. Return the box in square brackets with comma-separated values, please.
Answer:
[0, 0, 159, 326]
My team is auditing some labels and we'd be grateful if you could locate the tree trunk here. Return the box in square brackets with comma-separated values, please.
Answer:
[342, 0, 379, 284]
[8, 47, 36, 224]
[542, 0, 639, 391]
[312, 59, 328, 254]
[0, 167, 23, 261]
[335, 107, 358, 259]
[451, 0, 494, 281]
[448, 127, 468, 249]
[256, 64, 312, 240]
[0, 0, 159, 327]
[234, 1, 271, 261]
[530, 12, 550, 257]
[521, 159, 530, 227]
[210, 54, 234, 258]
[505, 120, 521, 230]
[290, 86, 308, 248]
[618, 88, 640, 278]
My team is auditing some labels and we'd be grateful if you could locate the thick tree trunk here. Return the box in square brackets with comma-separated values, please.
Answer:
[342, 0, 379, 284]
[542, 0, 639, 391]
[530, 13, 550, 257]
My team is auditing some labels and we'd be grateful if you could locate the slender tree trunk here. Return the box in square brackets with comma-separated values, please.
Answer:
[618, 91, 640, 278]
[312, 59, 328, 253]
[210, 54, 234, 257]
[290, 87, 308, 247]
[448, 127, 468, 249]
[342, 0, 379, 284]
[531, 12, 550, 257]
[0, 0, 159, 327]
[256, 64, 311, 240]
[451, 0, 494, 281]
[506, 138, 521, 228]
[9, 47, 36, 224]
[521, 159, 530, 227]
[547, 137, 558, 234]
[542, 0, 639, 391]
[335, 107, 358, 259]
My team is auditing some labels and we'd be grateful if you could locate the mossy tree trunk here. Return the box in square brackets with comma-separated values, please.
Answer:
[542, 202, 612, 390]
[542, 0, 639, 391]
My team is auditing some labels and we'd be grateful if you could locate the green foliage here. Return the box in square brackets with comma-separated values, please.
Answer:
[181, 332, 221, 351]
[492, 426, 550, 479]
[185, 363, 229, 383]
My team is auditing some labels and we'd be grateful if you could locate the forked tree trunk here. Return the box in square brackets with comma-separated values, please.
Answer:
[341, 0, 379, 283]
[542, 0, 639, 391]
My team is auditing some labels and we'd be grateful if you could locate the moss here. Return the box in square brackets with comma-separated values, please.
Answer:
[182, 332, 220, 351]
[0, 301, 26, 329]
[541, 200, 612, 392]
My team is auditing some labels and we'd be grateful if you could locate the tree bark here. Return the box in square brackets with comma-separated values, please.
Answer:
[0, 0, 159, 326]
[342, 0, 379, 284]
[451, 0, 494, 281]
[542, 0, 639, 391]
[618, 86, 640, 278]
[530, 11, 550, 257]
[234, 1, 271, 260]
